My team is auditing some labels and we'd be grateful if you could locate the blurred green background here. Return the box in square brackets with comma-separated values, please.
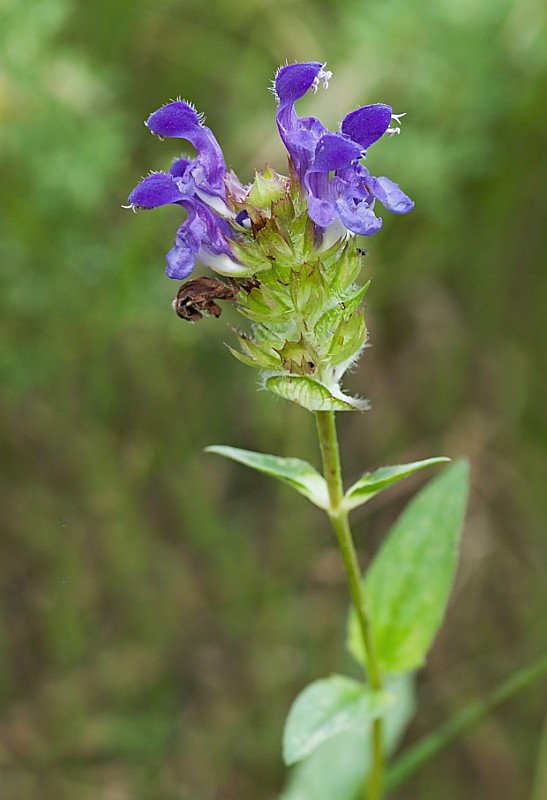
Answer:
[1, 0, 547, 798]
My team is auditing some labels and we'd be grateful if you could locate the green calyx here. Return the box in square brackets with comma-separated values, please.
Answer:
[227, 181, 370, 412]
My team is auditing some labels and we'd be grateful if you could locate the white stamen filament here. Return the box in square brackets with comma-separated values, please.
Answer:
[312, 65, 333, 93]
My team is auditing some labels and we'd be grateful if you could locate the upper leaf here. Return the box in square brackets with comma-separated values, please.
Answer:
[205, 445, 329, 509]
[348, 460, 470, 673]
[283, 674, 392, 766]
[344, 457, 450, 512]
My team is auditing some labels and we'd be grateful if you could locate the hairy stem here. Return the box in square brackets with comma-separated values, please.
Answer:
[315, 410, 384, 800]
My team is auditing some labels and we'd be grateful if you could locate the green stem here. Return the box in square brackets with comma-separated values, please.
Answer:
[314, 409, 384, 800]
[385, 653, 547, 792]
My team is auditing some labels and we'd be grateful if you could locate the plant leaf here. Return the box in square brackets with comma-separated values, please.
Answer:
[348, 460, 469, 673]
[205, 445, 329, 509]
[279, 673, 415, 800]
[344, 457, 450, 511]
[283, 674, 392, 766]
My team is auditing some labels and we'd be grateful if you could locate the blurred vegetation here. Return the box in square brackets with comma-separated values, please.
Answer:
[1, 0, 547, 798]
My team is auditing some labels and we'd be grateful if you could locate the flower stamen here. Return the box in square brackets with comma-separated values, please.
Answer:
[312, 65, 333, 93]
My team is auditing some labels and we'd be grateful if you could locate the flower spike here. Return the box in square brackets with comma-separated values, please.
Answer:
[126, 61, 414, 408]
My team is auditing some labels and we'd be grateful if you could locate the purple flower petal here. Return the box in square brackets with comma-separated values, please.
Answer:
[341, 104, 392, 150]
[146, 101, 227, 198]
[164, 200, 201, 279]
[309, 134, 362, 173]
[128, 172, 185, 209]
[169, 157, 192, 177]
[336, 193, 383, 236]
[308, 195, 337, 228]
[274, 63, 331, 183]
[282, 116, 328, 176]
[164, 197, 242, 280]
[194, 201, 234, 257]
[274, 62, 324, 104]
[366, 175, 415, 214]
[146, 101, 203, 138]
[166, 231, 200, 280]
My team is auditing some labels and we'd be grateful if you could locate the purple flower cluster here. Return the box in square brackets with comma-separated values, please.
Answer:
[127, 62, 413, 280]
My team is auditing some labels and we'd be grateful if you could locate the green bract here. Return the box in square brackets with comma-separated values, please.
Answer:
[230, 187, 370, 412]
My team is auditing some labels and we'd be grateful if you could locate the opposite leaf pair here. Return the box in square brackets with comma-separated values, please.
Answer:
[207, 447, 469, 799]
[206, 445, 450, 513]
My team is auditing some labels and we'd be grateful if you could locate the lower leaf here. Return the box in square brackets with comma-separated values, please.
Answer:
[283, 674, 393, 766]
[347, 460, 470, 674]
[279, 673, 415, 800]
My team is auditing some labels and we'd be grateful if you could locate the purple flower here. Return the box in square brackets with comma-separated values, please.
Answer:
[127, 101, 245, 279]
[273, 62, 414, 236]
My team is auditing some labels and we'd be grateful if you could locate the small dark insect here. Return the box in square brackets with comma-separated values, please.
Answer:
[172, 276, 260, 322]
[356, 247, 368, 256]
[172, 277, 238, 322]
